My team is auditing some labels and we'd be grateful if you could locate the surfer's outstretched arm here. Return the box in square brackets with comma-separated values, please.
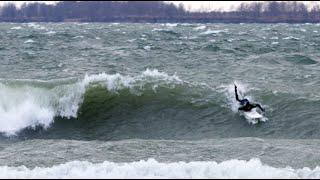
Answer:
[234, 85, 241, 102]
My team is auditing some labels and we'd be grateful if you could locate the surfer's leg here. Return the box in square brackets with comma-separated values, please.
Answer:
[255, 104, 265, 112]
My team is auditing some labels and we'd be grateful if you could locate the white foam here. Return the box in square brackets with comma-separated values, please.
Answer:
[45, 31, 56, 35]
[142, 69, 182, 83]
[194, 25, 206, 31]
[82, 73, 134, 92]
[0, 84, 55, 136]
[180, 23, 192, 26]
[200, 29, 227, 35]
[152, 28, 175, 33]
[24, 39, 35, 44]
[238, 32, 248, 35]
[283, 36, 300, 40]
[76, 23, 89, 25]
[0, 158, 319, 179]
[152, 28, 162, 32]
[27, 23, 46, 30]
[164, 23, 177, 27]
[0, 100, 54, 136]
[143, 45, 151, 51]
[127, 39, 136, 42]
[10, 26, 22, 30]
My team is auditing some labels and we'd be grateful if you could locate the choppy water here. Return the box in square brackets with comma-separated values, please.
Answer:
[0, 22, 320, 178]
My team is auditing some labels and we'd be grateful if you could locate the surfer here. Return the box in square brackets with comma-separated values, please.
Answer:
[234, 84, 265, 112]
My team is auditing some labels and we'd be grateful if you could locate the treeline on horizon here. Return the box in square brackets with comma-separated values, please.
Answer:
[0, 1, 320, 23]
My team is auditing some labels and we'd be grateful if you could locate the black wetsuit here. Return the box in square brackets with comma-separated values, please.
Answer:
[235, 85, 265, 112]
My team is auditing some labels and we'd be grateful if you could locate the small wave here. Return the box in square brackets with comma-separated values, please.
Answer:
[152, 28, 175, 33]
[194, 25, 206, 31]
[24, 39, 35, 44]
[238, 32, 248, 35]
[143, 45, 151, 51]
[151, 28, 180, 37]
[202, 44, 220, 52]
[180, 23, 193, 26]
[127, 39, 136, 42]
[285, 55, 317, 65]
[282, 36, 300, 40]
[76, 23, 89, 25]
[72, 36, 84, 39]
[163, 23, 177, 27]
[10, 26, 22, 30]
[27, 23, 46, 30]
[45, 31, 56, 35]
[0, 158, 319, 178]
[200, 29, 228, 35]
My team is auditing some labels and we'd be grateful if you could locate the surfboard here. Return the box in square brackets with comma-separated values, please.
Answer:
[243, 110, 264, 124]
[244, 110, 263, 119]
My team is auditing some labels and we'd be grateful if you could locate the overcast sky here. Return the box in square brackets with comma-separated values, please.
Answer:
[0, 1, 319, 12]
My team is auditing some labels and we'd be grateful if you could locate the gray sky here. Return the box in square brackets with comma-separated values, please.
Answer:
[0, 1, 319, 12]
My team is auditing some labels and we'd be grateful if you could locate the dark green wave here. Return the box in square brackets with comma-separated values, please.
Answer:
[9, 81, 320, 141]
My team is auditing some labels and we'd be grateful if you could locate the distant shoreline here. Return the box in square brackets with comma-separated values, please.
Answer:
[1, 1, 320, 24]
[1, 17, 319, 24]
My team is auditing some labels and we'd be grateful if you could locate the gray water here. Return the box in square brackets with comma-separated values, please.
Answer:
[0, 22, 320, 178]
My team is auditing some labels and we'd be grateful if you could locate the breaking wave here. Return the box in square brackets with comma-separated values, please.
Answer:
[0, 69, 319, 140]
[1, 158, 319, 179]
[0, 69, 183, 136]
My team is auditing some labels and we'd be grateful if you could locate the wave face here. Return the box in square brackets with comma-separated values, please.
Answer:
[1, 158, 320, 179]
[0, 68, 319, 140]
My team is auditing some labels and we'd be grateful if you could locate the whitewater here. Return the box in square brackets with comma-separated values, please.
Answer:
[0, 22, 319, 178]
[2, 158, 320, 179]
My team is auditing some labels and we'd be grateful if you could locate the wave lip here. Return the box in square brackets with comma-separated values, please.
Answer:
[1, 158, 320, 179]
